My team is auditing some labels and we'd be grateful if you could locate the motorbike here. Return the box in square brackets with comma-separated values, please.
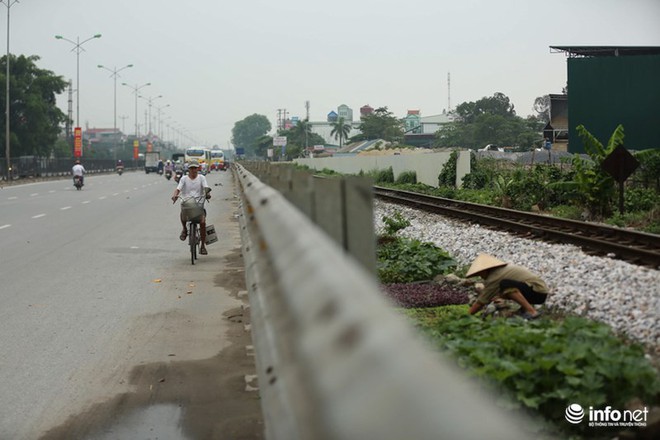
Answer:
[116, 166, 124, 176]
[165, 169, 172, 180]
[73, 175, 83, 190]
[174, 169, 183, 183]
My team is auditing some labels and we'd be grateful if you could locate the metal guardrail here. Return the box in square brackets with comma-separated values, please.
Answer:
[233, 163, 540, 440]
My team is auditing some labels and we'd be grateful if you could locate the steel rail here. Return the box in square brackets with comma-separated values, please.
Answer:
[374, 186, 660, 269]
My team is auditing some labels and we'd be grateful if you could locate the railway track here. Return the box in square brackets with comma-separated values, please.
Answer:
[374, 186, 660, 269]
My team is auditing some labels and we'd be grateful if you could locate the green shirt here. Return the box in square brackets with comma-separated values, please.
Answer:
[477, 264, 550, 305]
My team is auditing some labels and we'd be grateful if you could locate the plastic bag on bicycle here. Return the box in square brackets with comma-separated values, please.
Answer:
[181, 198, 204, 222]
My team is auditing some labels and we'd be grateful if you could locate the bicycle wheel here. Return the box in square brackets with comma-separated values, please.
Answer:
[189, 222, 197, 265]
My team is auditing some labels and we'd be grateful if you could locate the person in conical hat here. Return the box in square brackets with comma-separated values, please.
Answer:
[466, 254, 549, 319]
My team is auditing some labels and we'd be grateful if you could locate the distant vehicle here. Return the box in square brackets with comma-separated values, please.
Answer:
[209, 150, 226, 171]
[144, 152, 160, 173]
[479, 144, 504, 152]
[184, 147, 211, 168]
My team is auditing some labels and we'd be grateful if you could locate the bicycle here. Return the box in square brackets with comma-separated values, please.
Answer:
[178, 195, 207, 265]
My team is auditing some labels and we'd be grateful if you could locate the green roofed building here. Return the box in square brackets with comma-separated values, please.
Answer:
[550, 46, 660, 154]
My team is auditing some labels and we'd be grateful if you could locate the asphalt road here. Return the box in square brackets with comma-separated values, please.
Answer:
[0, 171, 262, 439]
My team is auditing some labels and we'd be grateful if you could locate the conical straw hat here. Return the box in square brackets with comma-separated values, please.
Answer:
[465, 254, 507, 278]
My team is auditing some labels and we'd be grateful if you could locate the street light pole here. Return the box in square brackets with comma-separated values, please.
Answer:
[155, 103, 170, 140]
[2, 0, 19, 180]
[122, 82, 150, 138]
[55, 33, 102, 128]
[139, 94, 162, 136]
[98, 64, 132, 160]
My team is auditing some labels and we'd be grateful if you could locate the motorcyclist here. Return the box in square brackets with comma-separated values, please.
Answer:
[72, 160, 85, 186]
[164, 160, 174, 180]
[157, 159, 164, 174]
[116, 159, 124, 171]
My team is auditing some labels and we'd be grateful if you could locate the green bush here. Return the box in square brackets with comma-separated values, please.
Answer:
[367, 167, 395, 183]
[396, 170, 417, 185]
[381, 212, 411, 236]
[623, 187, 659, 212]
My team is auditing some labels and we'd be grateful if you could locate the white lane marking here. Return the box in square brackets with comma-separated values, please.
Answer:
[60, 206, 72, 210]
[30, 193, 39, 197]
[49, 190, 56, 193]
[0, 224, 10, 230]
[32, 214, 46, 219]
[8, 196, 17, 200]
[130, 246, 139, 249]
[112, 193, 120, 196]
[82, 201, 90, 204]
[99, 196, 107, 200]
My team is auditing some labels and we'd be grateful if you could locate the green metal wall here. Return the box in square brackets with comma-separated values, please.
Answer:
[568, 55, 660, 153]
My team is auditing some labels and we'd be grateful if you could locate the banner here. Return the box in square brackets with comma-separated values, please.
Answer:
[74, 127, 82, 157]
[147, 141, 153, 153]
[133, 140, 139, 160]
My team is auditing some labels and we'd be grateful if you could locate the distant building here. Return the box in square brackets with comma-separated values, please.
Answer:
[327, 111, 338, 122]
[404, 111, 454, 148]
[360, 104, 374, 117]
[542, 94, 568, 152]
[550, 45, 660, 153]
[338, 104, 354, 122]
[84, 128, 123, 147]
[404, 110, 422, 134]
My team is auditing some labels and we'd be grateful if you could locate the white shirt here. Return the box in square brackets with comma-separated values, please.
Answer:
[176, 174, 209, 199]
[72, 164, 85, 176]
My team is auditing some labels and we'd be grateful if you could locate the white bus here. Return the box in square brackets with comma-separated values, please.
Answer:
[184, 147, 211, 170]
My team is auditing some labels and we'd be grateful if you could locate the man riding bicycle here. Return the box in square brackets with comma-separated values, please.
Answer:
[171, 160, 211, 255]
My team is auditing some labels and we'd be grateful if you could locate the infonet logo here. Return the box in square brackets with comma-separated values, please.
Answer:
[565, 404, 649, 427]
[565, 404, 584, 424]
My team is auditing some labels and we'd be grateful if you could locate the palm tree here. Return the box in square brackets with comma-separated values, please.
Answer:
[291, 119, 312, 149]
[330, 117, 351, 148]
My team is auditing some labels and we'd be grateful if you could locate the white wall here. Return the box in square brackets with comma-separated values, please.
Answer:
[294, 150, 471, 188]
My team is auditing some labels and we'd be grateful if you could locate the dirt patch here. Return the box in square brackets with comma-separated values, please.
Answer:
[39, 250, 263, 440]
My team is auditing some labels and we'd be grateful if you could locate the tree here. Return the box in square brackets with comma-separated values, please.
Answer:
[454, 92, 516, 124]
[253, 134, 273, 159]
[330, 117, 351, 147]
[0, 55, 68, 157]
[435, 93, 541, 150]
[278, 119, 325, 151]
[551, 125, 624, 219]
[231, 114, 271, 157]
[357, 107, 403, 142]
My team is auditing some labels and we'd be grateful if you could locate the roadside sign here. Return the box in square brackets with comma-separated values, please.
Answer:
[601, 145, 640, 215]
[601, 145, 639, 183]
[74, 127, 82, 157]
[133, 140, 139, 160]
[273, 136, 287, 147]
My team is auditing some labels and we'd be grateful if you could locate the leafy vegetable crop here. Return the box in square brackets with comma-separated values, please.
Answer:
[413, 311, 660, 437]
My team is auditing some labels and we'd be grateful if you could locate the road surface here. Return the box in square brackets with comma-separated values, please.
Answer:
[0, 171, 262, 439]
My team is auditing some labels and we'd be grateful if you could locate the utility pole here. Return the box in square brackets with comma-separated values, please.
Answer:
[66, 80, 74, 141]
[447, 72, 451, 112]
[2, 0, 20, 180]
[119, 115, 128, 134]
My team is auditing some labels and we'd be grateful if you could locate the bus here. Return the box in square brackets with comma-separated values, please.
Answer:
[184, 147, 211, 172]
[209, 149, 226, 171]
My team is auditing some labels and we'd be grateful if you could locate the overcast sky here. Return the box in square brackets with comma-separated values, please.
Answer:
[3, 0, 659, 149]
